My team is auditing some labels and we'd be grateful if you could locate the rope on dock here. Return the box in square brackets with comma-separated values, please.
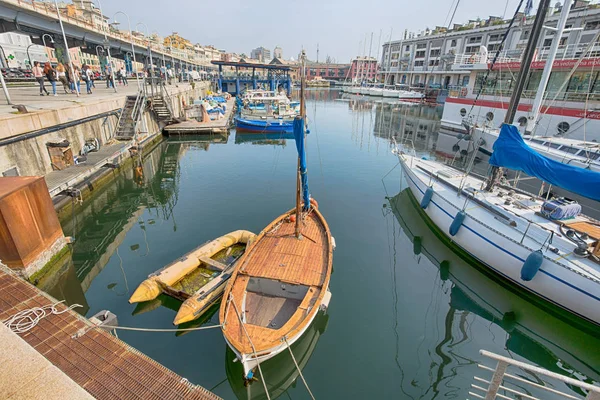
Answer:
[3, 301, 83, 334]
[110, 324, 223, 332]
[230, 294, 271, 400]
[283, 336, 316, 400]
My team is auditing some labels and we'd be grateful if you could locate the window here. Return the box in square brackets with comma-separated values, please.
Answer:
[488, 34, 502, 42]
[460, 108, 467, 117]
[468, 36, 482, 44]
[557, 122, 570, 134]
[430, 49, 441, 57]
[465, 45, 480, 54]
[462, 76, 470, 86]
[486, 112, 494, 122]
[405, 45, 410, 51]
[414, 60, 424, 66]
[416, 43, 427, 49]
[585, 20, 600, 30]
[450, 39, 457, 47]
[415, 50, 426, 58]
[560, 37, 568, 46]
[428, 60, 439, 66]
[518, 116, 528, 127]
[543, 38, 553, 47]
[488, 43, 501, 52]
[521, 30, 530, 40]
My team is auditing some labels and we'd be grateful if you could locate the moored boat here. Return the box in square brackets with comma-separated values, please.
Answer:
[129, 230, 256, 324]
[220, 51, 334, 381]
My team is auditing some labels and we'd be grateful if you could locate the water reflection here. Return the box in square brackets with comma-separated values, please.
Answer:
[226, 312, 329, 400]
[386, 189, 600, 397]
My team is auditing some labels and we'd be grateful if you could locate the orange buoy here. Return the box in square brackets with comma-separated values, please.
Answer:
[310, 198, 319, 209]
[289, 214, 296, 223]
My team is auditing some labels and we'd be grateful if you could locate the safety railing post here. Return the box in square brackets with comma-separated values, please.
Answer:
[485, 360, 508, 400]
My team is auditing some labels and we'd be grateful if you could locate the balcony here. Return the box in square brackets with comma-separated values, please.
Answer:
[451, 53, 489, 70]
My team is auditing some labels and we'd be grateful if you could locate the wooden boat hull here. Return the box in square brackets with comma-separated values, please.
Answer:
[220, 207, 333, 379]
[129, 230, 256, 305]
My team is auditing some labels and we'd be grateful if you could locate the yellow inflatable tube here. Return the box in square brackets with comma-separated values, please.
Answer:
[129, 230, 256, 304]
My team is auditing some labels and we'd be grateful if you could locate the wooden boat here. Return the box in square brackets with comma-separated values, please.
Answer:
[220, 51, 334, 380]
[129, 230, 256, 324]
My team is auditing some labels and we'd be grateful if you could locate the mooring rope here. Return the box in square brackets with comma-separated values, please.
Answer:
[3, 301, 83, 334]
[110, 324, 223, 332]
[230, 294, 271, 400]
[283, 336, 316, 400]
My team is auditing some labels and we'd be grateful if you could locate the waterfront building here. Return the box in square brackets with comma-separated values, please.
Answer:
[251, 46, 271, 63]
[0, 32, 48, 68]
[274, 46, 283, 59]
[305, 62, 350, 81]
[349, 57, 378, 82]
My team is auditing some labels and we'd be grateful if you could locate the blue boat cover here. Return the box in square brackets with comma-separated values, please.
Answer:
[489, 124, 600, 201]
[293, 117, 310, 210]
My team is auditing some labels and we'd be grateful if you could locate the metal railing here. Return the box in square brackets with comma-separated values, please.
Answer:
[470, 350, 600, 400]
[130, 88, 146, 142]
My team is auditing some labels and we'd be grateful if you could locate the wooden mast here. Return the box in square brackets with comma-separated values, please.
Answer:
[295, 50, 306, 238]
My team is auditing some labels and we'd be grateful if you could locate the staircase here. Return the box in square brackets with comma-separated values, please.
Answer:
[151, 95, 173, 122]
[115, 93, 145, 140]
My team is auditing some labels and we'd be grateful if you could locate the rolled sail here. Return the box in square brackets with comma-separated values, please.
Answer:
[489, 124, 600, 201]
[293, 116, 310, 210]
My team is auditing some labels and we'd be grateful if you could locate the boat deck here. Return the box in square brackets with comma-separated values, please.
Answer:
[240, 212, 328, 286]
[0, 264, 220, 400]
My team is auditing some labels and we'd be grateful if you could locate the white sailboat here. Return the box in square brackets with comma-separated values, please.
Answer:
[394, 0, 600, 326]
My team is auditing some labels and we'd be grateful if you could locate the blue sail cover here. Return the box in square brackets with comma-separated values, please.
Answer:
[293, 117, 310, 211]
[489, 124, 600, 201]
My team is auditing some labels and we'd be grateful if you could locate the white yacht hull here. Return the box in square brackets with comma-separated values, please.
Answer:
[383, 89, 401, 98]
[226, 289, 332, 379]
[398, 90, 424, 101]
[398, 153, 600, 325]
[368, 88, 384, 97]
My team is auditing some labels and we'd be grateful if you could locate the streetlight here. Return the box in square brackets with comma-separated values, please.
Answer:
[0, 44, 12, 104]
[169, 36, 176, 80]
[28, 34, 55, 68]
[113, 11, 139, 89]
[91, 0, 117, 92]
[136, 22, 154, 96]
[53, 0, 79, 96]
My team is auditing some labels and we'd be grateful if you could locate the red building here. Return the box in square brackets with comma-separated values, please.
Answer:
[305, 62, 350, 81]
[349, 57, 378, 82]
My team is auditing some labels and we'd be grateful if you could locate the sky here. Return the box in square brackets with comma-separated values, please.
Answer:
[100, 0, 525, 62]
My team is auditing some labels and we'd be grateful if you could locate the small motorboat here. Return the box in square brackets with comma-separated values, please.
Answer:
[129, 230, 256, 325]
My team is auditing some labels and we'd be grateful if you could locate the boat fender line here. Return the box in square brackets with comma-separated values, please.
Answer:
[449, 211, 466, 237]
[421, 187, 434, 209]
[413, 236, 422, 255]
[310, 198, 319, 209]
[331, 236, 336, 251]
[521, 250, 543, 281]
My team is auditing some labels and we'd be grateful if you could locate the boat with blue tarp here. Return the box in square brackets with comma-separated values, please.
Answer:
[235, 90, 300, 134]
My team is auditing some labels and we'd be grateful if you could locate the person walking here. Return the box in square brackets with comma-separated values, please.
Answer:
[65, 63, 75, 93]
[72, 66, 81, 94]
[43, 62, 57, 96]
[116, 67, 122, 85]
[83, 65, 94, 94]
[33, 61, 49, 96]
[56, 63, 70, 94]
[119, 67, 128, 86]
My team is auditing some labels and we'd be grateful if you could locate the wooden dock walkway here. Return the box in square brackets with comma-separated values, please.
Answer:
[164, 99, 235, 135]
[0, 264, 221, 400]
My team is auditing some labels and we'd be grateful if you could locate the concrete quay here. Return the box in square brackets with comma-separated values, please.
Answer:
[0, 262, 221, 400]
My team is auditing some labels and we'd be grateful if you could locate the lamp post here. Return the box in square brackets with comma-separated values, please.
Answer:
[0, 45, 12, 104]
[136, 22, 154, 97]
[53, 0, 79, 96]
[113, 11, 139, 89]
[92, 0, 117, 92]
[169, 37, 176, 80]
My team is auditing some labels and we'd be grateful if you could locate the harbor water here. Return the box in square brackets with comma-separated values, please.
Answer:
[48, 89, 600, 399]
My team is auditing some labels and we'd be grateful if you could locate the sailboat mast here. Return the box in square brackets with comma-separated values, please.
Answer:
[486, 0, 551, 191]
[526, 0, 573, 135]
[295, 51, 307, 238]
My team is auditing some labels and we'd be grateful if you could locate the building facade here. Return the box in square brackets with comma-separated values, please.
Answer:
[305, 62, 350, 81]
[251, 46, 271, 63]
[350, 57, 378, 82]
[381, 1, 600, 89]
[273, 46, 283, 59]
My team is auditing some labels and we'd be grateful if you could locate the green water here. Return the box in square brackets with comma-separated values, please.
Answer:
[50, 90, 600, 399]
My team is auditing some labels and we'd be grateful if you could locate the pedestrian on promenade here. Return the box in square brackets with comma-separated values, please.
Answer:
[65, 64, 75, 93]
[73, 66, 82, 94]
[105, 65, 114, 89]
[116, 68, 122, 85]
[120, 67, 128, 86]
[33, 61, 49, 96]
[43, 62, 57, 96]
[82, 64, 93, 94]
[56, 63, 70, 94]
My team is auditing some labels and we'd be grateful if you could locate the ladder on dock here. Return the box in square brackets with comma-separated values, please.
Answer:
[150, 82, 175, 123]
[114, 91, 146, 141]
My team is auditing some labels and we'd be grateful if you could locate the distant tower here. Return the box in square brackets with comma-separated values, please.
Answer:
[316, 43, 319, 63]
[274, 46, 283, 59]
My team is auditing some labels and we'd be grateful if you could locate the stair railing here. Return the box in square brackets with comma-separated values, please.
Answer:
[130, 87, 147, 143]
[159, 80, 175, 118]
